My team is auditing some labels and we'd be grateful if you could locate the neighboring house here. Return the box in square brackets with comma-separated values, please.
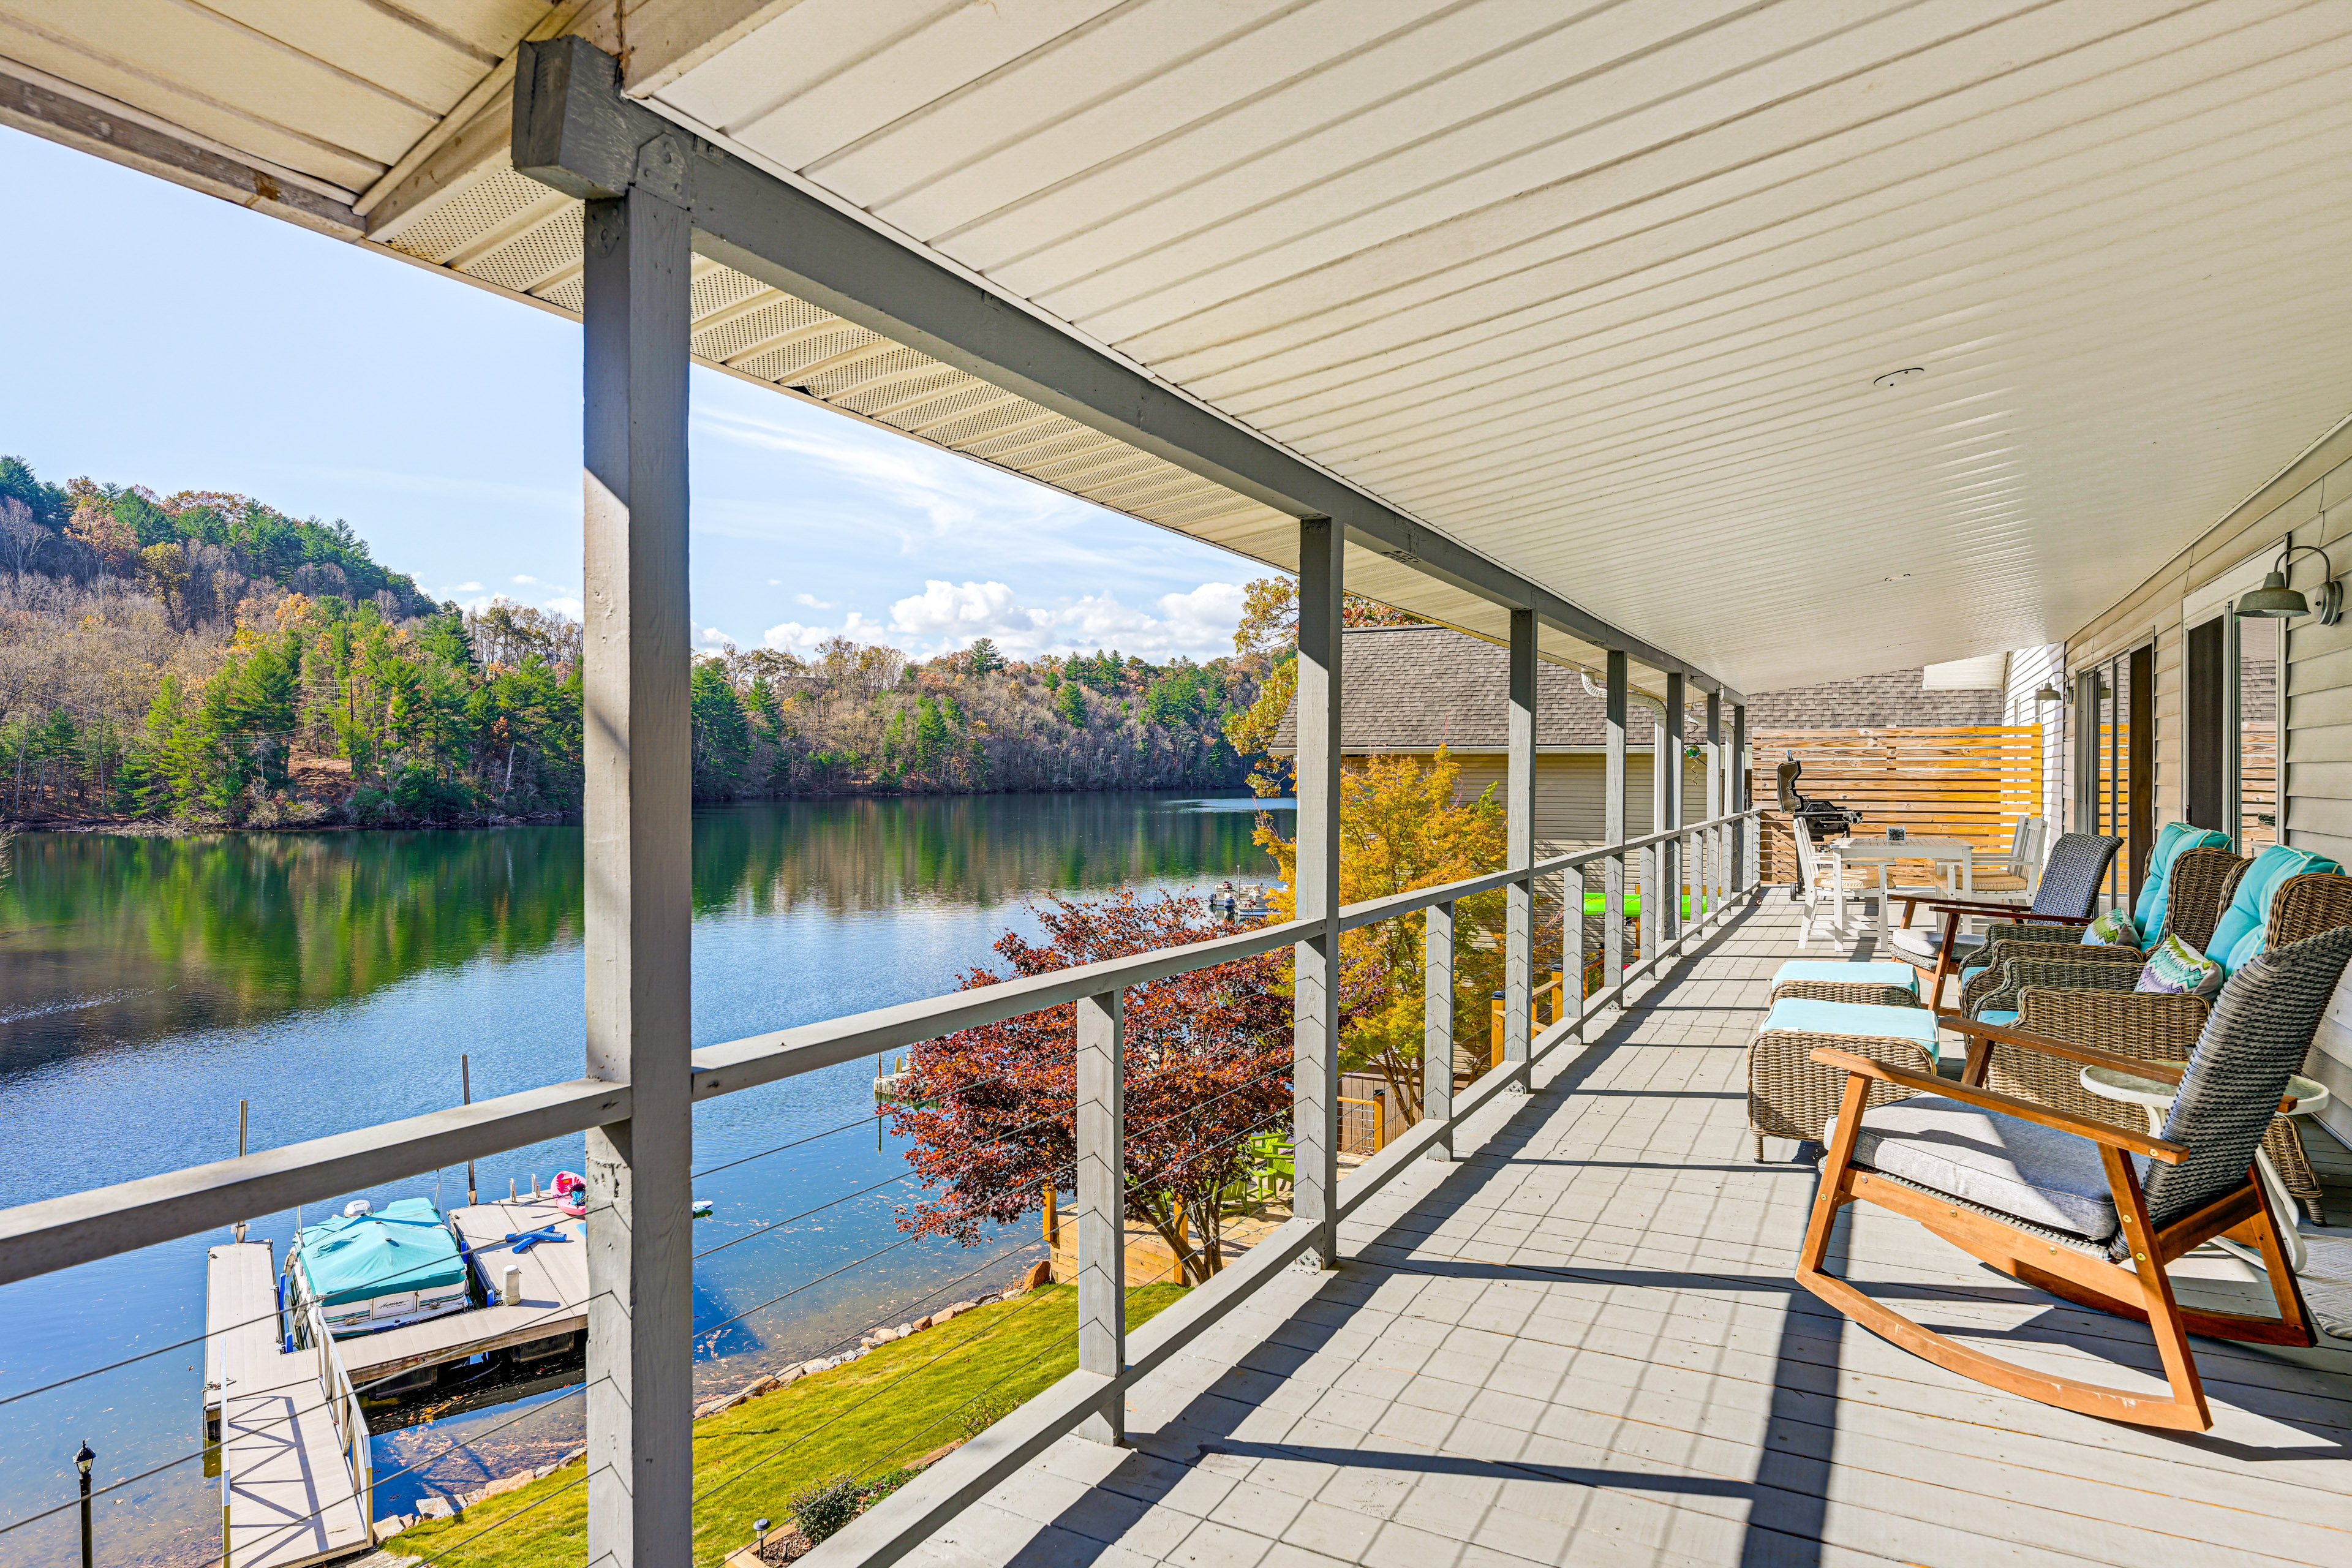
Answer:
[1271, 625, 2032, 854]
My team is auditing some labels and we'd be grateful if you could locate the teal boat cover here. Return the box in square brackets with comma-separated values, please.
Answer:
[293, 1198, 465, 1306]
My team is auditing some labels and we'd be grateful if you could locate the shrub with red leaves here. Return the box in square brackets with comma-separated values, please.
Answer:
[889, 890, 1311, 1280]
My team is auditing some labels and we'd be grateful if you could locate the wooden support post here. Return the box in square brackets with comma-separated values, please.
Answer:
[1292, 518, 1342, 1268]
[1042, 1182, 1058, 1248]
[1425, 900, 1453, 1160]
[1706, 691, 1724, 922]
[1664, 674, 1685, 944]
[1605, 652, 1628, 983]
[1504, 608, 1536, 1073]
[1075, 988, 1124, 1442]
[1733, 703, 1750, 892]
[579, 152, 695, 1568]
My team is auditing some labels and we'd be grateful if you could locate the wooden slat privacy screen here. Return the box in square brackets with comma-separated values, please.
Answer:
[1750, 726, 2043, 884]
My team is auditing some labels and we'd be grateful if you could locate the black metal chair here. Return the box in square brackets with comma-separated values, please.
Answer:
[1799, 924, 2349, 1431]
[1886, 832, 2121, 1008]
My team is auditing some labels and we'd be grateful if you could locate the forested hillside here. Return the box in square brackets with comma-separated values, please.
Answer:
[1, 454, 1266, 827]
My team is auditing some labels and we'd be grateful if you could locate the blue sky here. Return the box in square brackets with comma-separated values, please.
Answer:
[0, 127, 1256, 662]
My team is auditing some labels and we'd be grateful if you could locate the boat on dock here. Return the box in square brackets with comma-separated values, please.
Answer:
[203, 1192, 595, 1566]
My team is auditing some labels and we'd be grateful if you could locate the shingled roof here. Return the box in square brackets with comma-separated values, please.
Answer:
[1267, 625, 2004, 753]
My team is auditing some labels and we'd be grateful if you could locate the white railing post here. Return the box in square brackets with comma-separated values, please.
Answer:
[1504, 608, 1537, 1074]
[1424, 900, 1453, 1160]
[1292, 517, 1343, 1268]
[1605, 652, 1628, 987]
[1075, 988, 1125, 1444]
[580, 140, 697, 1568]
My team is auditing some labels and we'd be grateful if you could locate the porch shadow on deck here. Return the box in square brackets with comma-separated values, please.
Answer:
[904, 899, 2352, 1568]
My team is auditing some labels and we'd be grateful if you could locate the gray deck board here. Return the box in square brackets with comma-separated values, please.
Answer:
[908, 899, 2352, 1567]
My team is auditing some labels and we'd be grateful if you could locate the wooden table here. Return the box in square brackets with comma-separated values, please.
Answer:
[1825, 836, 1975, 934]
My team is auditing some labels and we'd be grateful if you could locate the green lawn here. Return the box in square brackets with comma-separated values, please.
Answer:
[382, 1283, 1186, 1568]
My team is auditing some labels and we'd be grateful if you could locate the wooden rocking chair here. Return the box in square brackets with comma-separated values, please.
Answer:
[1795, 924, 2351, 1431]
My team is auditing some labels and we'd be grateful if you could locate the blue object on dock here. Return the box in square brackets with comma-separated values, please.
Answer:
[501, 1226, 571, 1254]
[692, 1199, 714, 1218]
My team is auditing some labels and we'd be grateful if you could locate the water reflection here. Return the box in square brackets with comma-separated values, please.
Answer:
[0, 792, 1281, 1566]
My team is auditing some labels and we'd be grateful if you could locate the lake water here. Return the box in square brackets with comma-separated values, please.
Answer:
[0, 792, 1287, 1567]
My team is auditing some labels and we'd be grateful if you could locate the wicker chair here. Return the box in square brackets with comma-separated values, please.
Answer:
[1956, 847, 2250, 1019]
[1888, 832, 2121, 1008]
[1800, 925, 2351, 1431]
[1952, 870, 2352, 1224]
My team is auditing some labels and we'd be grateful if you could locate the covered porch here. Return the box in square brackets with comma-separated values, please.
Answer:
[920, 898, 2352, 1568]
[1, 5, 2351, 1567]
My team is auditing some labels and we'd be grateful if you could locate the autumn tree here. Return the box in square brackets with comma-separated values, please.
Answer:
[1253, 747, 1523, 1121]
[1223, 576, 1426, 796]
[889, 891, 1305, 1282]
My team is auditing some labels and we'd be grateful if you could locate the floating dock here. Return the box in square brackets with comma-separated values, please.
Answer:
[203, 1198, 593, 1561]
[205, 1242, 372, 1568]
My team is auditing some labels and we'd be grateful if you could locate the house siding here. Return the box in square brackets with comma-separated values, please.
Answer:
[2064, 415, 2352, 1144]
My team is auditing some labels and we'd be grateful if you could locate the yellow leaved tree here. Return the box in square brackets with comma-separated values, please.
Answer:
[1252, 747, 1519, 1121]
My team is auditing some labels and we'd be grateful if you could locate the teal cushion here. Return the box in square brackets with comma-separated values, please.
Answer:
[1760, 998, 1940, 1050]
[2131, 823, 2231, 945]
[1772, 960, 1920, 996]
[2223, 924, 2269, 974]
[1959, 965, 1989, 988]
[1977, 1009, 2019, 1027]
[2204, 845, 2343, 967]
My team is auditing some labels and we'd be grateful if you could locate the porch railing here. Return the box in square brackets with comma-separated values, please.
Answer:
[0, 796, 1757, 1564]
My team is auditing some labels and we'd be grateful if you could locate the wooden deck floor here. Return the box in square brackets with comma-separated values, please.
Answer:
[914, 897, 2352, 1568]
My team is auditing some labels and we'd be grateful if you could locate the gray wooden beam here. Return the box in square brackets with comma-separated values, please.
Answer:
[1733, 703, 1751, 890]
[1292, 517, 1343, 1268]
[1504, 608, 1536, 1072]
[580, 157, 696, 1568]
[0, 62, 361, 239]
[1424, 901, 1454, 1161]
[1664, 674, 1685, 944]
[1604, 652, 1627, 994]
[510, 36, 1748, 709]
[0, 1080, 626, 1288]
[1074, 989, 1125, 1445]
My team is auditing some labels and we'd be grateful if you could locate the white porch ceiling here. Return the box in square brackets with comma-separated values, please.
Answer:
[9, 1, 2352, 692]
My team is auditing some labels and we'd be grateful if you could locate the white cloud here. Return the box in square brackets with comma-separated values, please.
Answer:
[760, 579, 1243, 662]
[693, 620, 739, 652]
[545, 596, 583, 620]
[513, 574, 542, 586]
[794, 592, 833, 609]
[440, 580, 483, 595]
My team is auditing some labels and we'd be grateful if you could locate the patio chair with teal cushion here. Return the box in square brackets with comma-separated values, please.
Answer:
[1888, 832, 2121, 1008]
[1956, 845, 2247, 1023]
[1954, 865, 2352, 1225]
[1800, 923, 2351, 1431]
[1943, 825, 2234, 1009]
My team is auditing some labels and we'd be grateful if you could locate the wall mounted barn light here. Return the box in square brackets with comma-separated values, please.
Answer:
[2235, 543, 2343, 624]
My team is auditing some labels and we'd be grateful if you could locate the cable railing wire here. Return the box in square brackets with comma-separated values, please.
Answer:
[0, 1213, 616, 1542]
[689, 1068, 1019, 1182]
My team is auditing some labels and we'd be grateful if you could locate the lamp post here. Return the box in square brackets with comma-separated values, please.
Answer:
[74, 1442, 94, 1568]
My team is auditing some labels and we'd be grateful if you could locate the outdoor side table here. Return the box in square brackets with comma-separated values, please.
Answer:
[2079, 1064, 2324, 1275]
